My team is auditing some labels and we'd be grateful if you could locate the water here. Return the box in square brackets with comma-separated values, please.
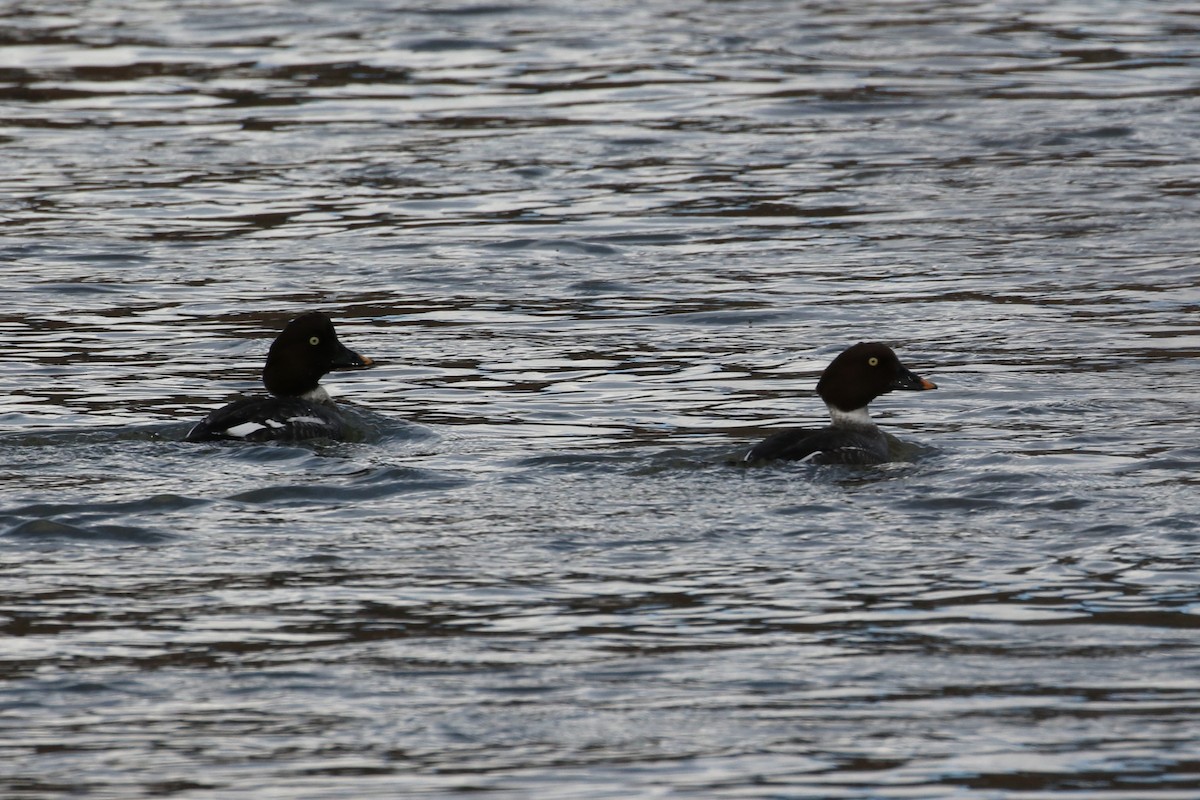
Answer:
[3, 1, 1200, 797]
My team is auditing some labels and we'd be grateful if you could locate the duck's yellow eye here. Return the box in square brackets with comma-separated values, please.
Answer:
[868, 356, 879, 366]
[309, 336, 320, 346]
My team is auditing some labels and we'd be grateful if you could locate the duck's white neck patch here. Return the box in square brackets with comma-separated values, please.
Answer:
[826, 403, 874, 428]
[301, 386, 331, 404]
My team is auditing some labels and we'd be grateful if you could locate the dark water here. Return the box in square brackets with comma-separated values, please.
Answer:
[3, 1, 1200, 797]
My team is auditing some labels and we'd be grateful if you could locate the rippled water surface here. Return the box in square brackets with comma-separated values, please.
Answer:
[3, 1, 1200, 797]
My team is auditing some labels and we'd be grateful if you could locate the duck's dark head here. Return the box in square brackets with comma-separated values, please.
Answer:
[816, 342, 936, 415]
[262, 312, 373, 397]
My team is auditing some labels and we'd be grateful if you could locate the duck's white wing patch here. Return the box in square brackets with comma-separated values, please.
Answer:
[286, 415, 327, 426]
[224, 421, 268, 438]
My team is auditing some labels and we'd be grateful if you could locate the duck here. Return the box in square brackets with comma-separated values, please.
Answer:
[742, 342, 936, 465]
[185, 312, 374, 442]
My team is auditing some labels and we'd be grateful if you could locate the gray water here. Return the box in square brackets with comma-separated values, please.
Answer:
[3, 1, 1200, 797]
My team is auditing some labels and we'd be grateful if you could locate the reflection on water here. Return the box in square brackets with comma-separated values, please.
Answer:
[3, 0, 1200, 797]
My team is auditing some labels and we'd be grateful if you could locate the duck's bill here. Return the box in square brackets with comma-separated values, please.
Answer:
[892, 368, 936, 391]
[331, 344, 374, 370]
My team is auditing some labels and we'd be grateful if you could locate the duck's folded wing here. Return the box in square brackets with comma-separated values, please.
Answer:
[743, 426, 888, 465]
[185, 397, 345, 442]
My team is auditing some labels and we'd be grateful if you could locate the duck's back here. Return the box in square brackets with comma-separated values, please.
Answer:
[184, 396, 349, 442]
[743, 424, 889, 465]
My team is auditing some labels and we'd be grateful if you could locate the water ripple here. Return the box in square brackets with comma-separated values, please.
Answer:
[3, 0, 1200, 797]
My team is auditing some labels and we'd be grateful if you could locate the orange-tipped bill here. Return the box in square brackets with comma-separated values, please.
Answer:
[331, 343, 373, 370]
[892, 367, 936, 391]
